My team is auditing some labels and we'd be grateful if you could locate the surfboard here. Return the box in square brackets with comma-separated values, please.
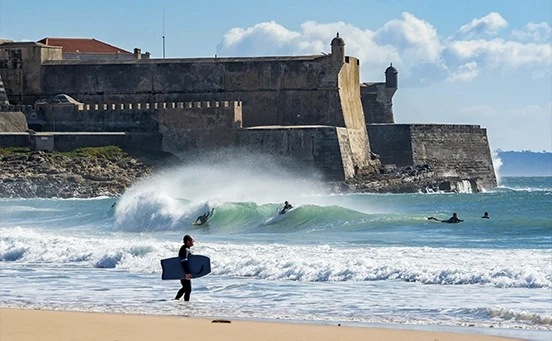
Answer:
[160, 255, 211, 280]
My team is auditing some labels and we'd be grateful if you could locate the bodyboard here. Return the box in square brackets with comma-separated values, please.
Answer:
[161, 255, 211, 280]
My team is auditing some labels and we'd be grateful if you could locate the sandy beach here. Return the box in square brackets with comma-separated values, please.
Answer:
[0, 309, 523, 341]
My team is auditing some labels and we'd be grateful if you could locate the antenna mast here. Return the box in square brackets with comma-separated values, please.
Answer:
[162, 8, 166, 59]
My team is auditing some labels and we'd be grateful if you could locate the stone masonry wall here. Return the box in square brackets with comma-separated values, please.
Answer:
[366, 124, 413, 166]
[367, 123, 497, 190]
[0, 43, 62, 104]
[153, 101, 242, 154]
[52, 132, 161, 152]
[0, 132, 29, 147]
[35, 56, 349, 129]
[336, 58, 378, 171]
[409, 124, 497, 188]
[236, 126, 349, 181]
[360, 83, 396, 124]
[38, 103, 159, 132]
[13, 100, 242, 153]
[0, 111, 28, 132]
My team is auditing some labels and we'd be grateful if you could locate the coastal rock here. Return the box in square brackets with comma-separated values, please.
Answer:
[0, 151, 475, 198]
[0, 151, 160, 198]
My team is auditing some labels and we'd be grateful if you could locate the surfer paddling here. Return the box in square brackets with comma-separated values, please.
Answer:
[174, 235, 194, 301]
[427, 212, 464, 223]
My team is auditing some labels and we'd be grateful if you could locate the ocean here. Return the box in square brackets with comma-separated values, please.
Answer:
[1, 161, 550, 340]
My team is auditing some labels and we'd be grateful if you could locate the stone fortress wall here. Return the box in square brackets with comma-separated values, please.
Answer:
[367, 124, 496, 191]
[0, 35, 497, 190]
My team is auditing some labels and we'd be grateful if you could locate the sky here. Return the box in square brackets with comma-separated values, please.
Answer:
[1, 0, 551, 152]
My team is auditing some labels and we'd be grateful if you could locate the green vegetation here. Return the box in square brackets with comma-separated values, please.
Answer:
[0, 147, 31, 156]
[57, 146, 128, 159]
[0, 146, 129, 159]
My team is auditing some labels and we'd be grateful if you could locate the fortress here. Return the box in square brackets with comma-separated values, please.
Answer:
[0, 34, 497, 192]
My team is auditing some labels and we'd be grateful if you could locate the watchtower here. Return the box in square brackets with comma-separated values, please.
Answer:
[385, 63, 398, 88]
[331, 32, 345, 63]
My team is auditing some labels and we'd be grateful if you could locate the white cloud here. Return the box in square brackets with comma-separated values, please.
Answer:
[456, 12, 508, 38]
[512, 22, 552, 42]
[373, 12, 444, 67]
[215, 12, 551, 84]
[217, 21, 301, 56]
[447, 39, 552, 70]
[447, 61, 479, 82]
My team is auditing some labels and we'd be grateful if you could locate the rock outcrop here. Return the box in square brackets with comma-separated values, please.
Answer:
[0, 150, 475, 198]
[0, 151, 160, 198]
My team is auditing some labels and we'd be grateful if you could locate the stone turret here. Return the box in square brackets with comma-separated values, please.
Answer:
[385, 63, 398, 88]
[331, 32, 345, 63]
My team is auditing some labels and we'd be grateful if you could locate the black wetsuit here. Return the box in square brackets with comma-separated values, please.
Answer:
[196, 214, 208, 224]
[279, 204, 293, 214]
[174, 245, 192, 301]
[427, 216, 463, 223]
[443, 216, 463, 223]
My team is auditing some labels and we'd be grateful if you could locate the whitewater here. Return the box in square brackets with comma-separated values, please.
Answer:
[1, 155, 550, 340]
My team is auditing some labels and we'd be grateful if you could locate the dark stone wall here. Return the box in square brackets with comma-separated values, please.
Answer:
[153, 101, 242, 154]
[360, 83, 396, 124]
[0, 43, 62, 104]
[367, 124, 413, 166]
[0, 132, 161, 152]
[51, 132, 162, 152]
[36, 56, 348, 128]
[367, 123, 497, 190]
[37, 103, 159, 132]
[409, 124, 497, 188]
[0, 132, 29, 147]
[237, 127, 348, 181]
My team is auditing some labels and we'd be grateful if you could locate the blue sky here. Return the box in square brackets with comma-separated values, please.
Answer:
[1, 0, 551, 152]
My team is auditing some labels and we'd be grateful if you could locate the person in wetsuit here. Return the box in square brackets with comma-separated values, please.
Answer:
[194, 208, 214, 225]
[279, 201, 293, 214]
[174, 235, 194, 301]
[482, 212, 490, 219]
[427, 213, 464, 223]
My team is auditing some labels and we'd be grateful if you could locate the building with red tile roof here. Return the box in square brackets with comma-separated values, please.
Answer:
[37, 38, 148, 60]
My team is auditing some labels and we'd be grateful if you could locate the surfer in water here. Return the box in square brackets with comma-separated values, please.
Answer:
[482, 212, 490, 219]
[174, 235, 194, 301]
[279, 201, 293, 215]
[427, 213, 464, 223]
[194, 208, 214, 225]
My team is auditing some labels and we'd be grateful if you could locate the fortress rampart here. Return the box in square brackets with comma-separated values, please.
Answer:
[1, 100, 243, 154]
[237, 126, 356, 181]
[0, 35, 497, 191]
[32, 56, 359, 129]
[367, 124, 497, 190]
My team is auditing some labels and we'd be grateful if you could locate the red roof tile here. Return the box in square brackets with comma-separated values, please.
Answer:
[37, 38, 131, 54]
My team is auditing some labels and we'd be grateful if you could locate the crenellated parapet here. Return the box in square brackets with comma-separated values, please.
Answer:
[74, 100, 241, 113]
[20, 100, 242, 133]
[0, 104, 35, 113]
